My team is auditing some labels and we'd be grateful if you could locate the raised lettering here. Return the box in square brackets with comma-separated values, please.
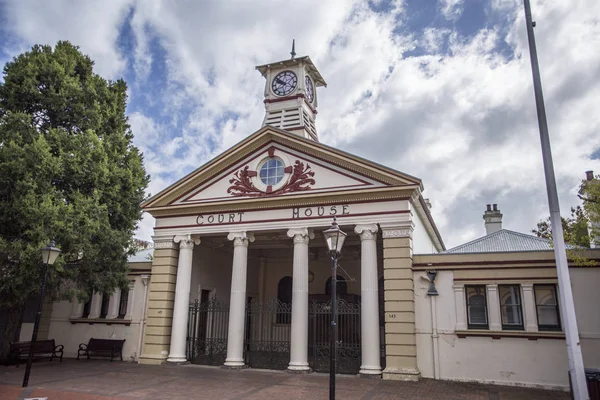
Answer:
[342, 205, 349, 215]
[208, 215, 214, 224]
[292, 208, 300, 219]
[218, 214, 225, 223]
[318, 206, 325, 216]
[237, 212, 244, 222]
[196, 215, 204, 225]
[304, 208, 313, 217]
[229, 214, 235, 223]
[330, 206, 337, 215]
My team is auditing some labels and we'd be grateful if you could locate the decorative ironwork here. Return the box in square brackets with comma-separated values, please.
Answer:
[309, 298, 361, 375]
[227, 160, 315, 197]
[244, 298, 291, 370]
[187, 298, 230, 366]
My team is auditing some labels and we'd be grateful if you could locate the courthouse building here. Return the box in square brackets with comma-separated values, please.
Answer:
[30, 51, 600, 390]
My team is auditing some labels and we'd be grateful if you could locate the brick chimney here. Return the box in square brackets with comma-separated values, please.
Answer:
[483, 204, 503, 235]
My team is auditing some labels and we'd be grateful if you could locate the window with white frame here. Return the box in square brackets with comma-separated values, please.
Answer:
[534, 284, 561, 331]
[466, 285, 488, 329]
[499, 285, 524, 330]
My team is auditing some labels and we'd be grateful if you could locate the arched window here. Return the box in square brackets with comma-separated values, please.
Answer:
[325, 275, 347, 296]
[277, 276, 292, 324]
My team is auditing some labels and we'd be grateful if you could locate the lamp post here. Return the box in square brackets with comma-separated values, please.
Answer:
[322, 218, 346, 400]
[22, 240, 61, 388]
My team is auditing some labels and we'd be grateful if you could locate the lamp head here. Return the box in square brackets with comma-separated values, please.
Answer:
[41, 240, 61, 265]
[322, 217, 347, 254]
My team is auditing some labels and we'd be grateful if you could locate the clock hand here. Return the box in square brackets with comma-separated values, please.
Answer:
[275, 78, 286, 86]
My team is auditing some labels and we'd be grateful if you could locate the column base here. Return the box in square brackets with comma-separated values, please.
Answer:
[359, 366, 382, 378]
[382, 367, 420, 381]
[287, 364, 312, 374]
[223, 359, 247, 369]
[166, 356, 189, 364]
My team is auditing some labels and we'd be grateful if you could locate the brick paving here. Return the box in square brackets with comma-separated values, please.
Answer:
[0, 360, 568, 400]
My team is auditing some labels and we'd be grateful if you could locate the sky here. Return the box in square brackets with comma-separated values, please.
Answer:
[1, 0, 599, 249]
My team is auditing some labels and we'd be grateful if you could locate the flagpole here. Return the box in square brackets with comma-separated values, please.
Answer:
[522, 1, 588, 398]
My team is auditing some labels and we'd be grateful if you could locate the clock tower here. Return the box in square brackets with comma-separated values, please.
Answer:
[256, 42, 326, 142]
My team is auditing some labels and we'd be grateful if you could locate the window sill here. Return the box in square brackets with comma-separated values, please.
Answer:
[70, 318, 132, 326]
[455, 330, 565, 340]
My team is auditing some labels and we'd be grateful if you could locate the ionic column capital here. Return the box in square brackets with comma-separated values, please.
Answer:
[141, 274, 150, 287]
[355, 224, 379, 241]
[227, 231, 255, 247]
[174, 234, 201, 249]
[287, 228, 314, 244]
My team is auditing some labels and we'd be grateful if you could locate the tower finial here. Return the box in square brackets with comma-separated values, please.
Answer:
[290, 39, 296, 59]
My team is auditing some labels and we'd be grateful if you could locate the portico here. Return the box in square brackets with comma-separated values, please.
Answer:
[136, 50, 444, 379]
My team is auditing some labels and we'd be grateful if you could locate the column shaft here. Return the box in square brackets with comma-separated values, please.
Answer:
[224, 232, 254, 368]
[287, 228, 313, 372]
[167, 235, 199, 363]
[356, 224, 382, 376]
[453, 284, 467, 331]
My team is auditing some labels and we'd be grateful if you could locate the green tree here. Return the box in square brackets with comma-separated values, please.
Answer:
[532, 206, 590, 248]
[579, 172, 600, 247]
[0, 41, 148, 362]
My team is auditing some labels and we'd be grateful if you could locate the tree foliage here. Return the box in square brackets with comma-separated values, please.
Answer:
[532, 206, 590, 248]
[0, 41, 148, 359]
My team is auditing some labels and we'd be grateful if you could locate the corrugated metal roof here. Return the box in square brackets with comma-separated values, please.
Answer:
[444, 229, 554, 253]
[128, 248, 153, 263]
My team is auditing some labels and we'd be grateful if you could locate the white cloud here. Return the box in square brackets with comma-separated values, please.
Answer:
[2, 0, 600, 249]
[439, 0, 465, 21]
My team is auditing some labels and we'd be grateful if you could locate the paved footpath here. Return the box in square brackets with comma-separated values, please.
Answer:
[0, 360, 568, 400]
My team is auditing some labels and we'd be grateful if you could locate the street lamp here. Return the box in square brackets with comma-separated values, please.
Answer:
[323, 218, 346, 400]
[22, 240, 61, 388]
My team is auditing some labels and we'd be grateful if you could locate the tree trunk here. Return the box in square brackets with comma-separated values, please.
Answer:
[0, 304, 24, 365]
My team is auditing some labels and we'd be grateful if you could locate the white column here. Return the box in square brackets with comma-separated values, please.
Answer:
[287, 228, 314, 372]
[106, 288, 122, 319]
[167, 234, 200, 363]
[522, 284, 538, 332]
[70, 297, 84, 319]
[355, 224, 382, 376]
[487, 284, 502, 331]
[124, 280, 136, 320]
[453, 284, 467, 331]
[88, 292, 103, 319]
[224, 231, 254, 368]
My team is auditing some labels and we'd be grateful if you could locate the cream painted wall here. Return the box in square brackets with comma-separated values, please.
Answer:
[413, 210, 436, 255]
[413, 268, 600, 389]
[190, 245, 234, 303]
[46, 276, 148, 360]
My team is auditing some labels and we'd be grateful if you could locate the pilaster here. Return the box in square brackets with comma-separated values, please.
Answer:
[381, 223, 420, 381]
[139, 236, 179, 365]
[453, 284, 467, 331]
[487, 284, 502, 331]
[106, 288, 121, 319]
[521, 284, 538, 332]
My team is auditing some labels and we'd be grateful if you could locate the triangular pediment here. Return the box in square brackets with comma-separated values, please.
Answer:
[142, 126, 422, 213]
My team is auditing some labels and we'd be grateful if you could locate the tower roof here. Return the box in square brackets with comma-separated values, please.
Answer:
[256, 56, 327, 87]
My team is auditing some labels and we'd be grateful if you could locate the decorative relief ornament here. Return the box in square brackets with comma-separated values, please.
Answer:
[381, 228, 413, 238]
[227, 160, 315, 197]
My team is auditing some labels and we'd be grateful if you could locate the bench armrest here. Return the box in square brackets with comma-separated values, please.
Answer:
[54, 344, 64, 352]
[78, 343, 88, 351]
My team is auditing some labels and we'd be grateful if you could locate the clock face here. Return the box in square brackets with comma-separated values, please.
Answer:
[305, 75, 314, 103]
[272, 71, 297, 96]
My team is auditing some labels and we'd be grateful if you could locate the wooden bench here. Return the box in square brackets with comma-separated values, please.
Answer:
[10, 339, 64, 367]
[77, 338, 125, 361]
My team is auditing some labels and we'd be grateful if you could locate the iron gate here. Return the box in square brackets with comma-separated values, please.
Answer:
[309, 299, 361, 374]
[244, 298, 291, 370]
[187, 298, 229, 365]
[186, 296, 364, 374]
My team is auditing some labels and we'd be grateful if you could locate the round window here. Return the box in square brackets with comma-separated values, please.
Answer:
[259, 158, 285, 186]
